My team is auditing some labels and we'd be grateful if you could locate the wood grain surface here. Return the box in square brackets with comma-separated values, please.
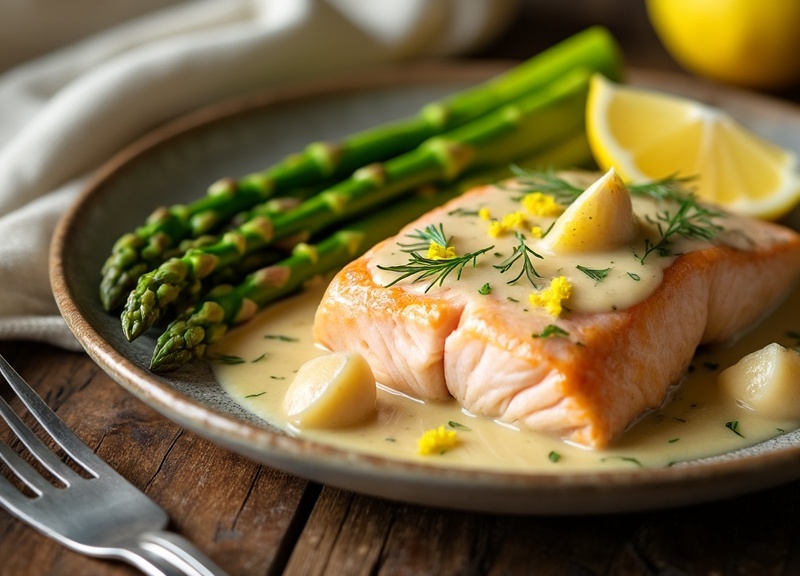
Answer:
[2, 1, 800, 574]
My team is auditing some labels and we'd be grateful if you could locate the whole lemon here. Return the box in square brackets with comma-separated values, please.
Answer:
[646, 0, 800, 89]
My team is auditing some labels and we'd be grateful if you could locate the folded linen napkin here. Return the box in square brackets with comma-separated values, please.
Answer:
[0, 0, 517, 350]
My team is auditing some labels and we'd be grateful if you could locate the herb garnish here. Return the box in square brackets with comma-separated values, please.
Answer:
[493, 231, 543, 286]
[379, 224, 494, 291]
[726, 421, 745, 437]
[533, 324, 569, 339]
[448, 207, 480, 217]
[548, 451, 561, 463]
[507, 166, 585, 204]
[636, 197, 723, 263]
[207, 353, 246, 365]
[627, 272, 641, 281]
[379, 246, 493, 292]
[244, 391, 266, 399]
[478, 283, 492, 295]
[601, 456, 643, 468]
[576, 265, 612, 282]
[264, 334, 298, 342]
[397, 223, 450, 253]
[448, 421, 472, 431]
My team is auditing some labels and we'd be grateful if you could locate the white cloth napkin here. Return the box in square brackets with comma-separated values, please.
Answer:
[0, 0, 517, 350]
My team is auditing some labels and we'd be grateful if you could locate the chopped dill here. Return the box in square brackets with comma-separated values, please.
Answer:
[548, 451, 561, 463]
[264, 334, 298, 342]
[207, 353, 246, 365]
[448, 207, 480, 217]
[576, 265, 612, 282]
[493, 231, 543, 287]
[252, 353, 269, 363]
[533, 324, 569, 339]
[478, 283, 492, 295]
[627, 272, 641, 281]
[726, 421, 745, 437]
[244, 391, 267, 399]
[601, 456, 643, 468]
[448, 421, 472, 431]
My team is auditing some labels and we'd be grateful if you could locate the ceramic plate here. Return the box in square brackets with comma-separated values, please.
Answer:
[51, 62, 800, 514]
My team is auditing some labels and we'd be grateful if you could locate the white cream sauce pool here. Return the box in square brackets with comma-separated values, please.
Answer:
[210, 278, 800, 473]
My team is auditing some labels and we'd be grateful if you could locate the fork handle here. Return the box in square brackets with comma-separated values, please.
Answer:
[127, 531, 229, 576]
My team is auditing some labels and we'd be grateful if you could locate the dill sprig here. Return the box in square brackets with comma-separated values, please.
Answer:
[636, 196, 723, 263]
[397, 223, 449, 253]
[627, 174, 697, 200]
[507, 166, 584, 204]
[493, 231, 543, 287]
[378, 246, 494, 292]
[381, 223, 493, 291]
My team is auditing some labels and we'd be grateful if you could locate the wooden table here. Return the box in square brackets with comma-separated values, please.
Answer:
[3, 4, 800, 574]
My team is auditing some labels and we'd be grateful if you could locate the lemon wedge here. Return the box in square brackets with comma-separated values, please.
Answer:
[282, 351, 376, 428]
[646, 0, 800, 89]
[586, 73, 800, 220]
[542, 168, 638, 253]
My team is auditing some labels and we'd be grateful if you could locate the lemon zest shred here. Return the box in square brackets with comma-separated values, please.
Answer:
[487, 210, 529, 238]
[478, 207, 491, 221]
[522, 192, 564, 217]
[529, 276, 572, 316]
[501, 211, 526, 229]
[418, 426, 459, 455]
[426, 242, 457, 260]
[531, 226, 544, 239]
[487, 220, 505, 238]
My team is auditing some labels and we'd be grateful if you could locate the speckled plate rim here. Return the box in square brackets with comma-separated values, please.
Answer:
[50, 61, 800, 515]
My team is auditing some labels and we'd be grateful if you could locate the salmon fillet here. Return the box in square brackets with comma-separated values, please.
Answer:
[313, 180, 800, 448]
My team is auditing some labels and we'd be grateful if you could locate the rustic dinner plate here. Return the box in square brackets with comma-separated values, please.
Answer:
[50, 62, 800, 514]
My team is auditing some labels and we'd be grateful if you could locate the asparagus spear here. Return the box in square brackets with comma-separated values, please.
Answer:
[100, 26, 623, 311]
[120, 197, 304, 340]
[149, 132, 594, 371]
[122, 68, 593, 342]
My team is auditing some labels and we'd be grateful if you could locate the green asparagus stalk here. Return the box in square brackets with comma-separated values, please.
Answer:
[100, 26, 623, 312]
[149, 132, 594, 371]
[122, 68, 593, 342]
[120, 197, 304, 340]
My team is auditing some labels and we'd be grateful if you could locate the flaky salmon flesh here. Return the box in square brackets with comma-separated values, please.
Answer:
[313, 178, 800, 448]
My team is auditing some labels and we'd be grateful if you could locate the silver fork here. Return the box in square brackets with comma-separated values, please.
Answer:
[0, 354, 229, 576]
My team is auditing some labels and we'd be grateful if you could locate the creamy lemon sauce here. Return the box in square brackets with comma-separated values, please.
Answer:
[211, 177, 800, 472]
[368, 177, 775, 314]
[211, 279, 800, 473]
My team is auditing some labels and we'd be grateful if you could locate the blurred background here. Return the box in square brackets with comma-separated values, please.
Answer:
[0, 0, 668, 72]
